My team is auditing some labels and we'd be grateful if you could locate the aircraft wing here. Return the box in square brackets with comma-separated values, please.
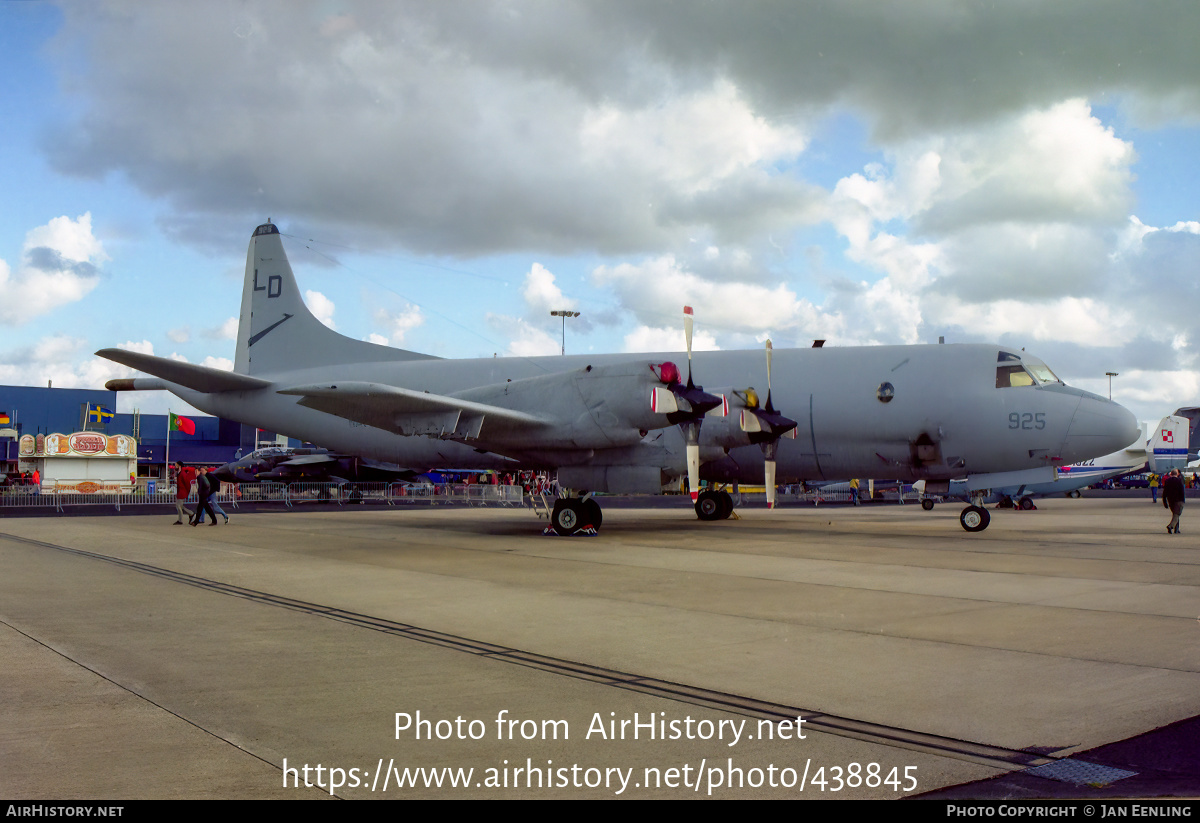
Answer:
[96, 348, 272, 393]
[279, 454, 339, 466]
[958, 466, 1059, 493]
[276, 381, 551, 439]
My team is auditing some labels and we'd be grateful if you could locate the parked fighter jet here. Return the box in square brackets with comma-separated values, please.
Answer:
[915, 414, 1186, 521]
[212, 446, 416, 484]
[98, 221, 1138, 534]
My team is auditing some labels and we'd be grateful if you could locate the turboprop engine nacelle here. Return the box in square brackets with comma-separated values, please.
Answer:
[699, 387, 798, 451]
[449, 360, 720, 451]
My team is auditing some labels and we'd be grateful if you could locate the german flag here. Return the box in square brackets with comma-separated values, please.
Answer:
[0, 412, 10, 426]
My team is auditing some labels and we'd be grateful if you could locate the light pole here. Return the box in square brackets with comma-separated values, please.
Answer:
[1106, 371, 1119, 401]
[550, 310, 580, 355]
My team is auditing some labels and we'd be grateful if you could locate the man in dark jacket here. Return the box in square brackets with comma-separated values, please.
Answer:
[191, 468, 218, 527]
[1163, 469, 1186, 534]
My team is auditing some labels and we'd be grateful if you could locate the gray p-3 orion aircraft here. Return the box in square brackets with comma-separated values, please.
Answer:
[99, 222, 1138, 534]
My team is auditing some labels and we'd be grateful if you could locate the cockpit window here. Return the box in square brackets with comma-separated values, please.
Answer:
[996, 365, 1036, 388]
[1025, 363, 1061, 384]
[995, 350, 1063, 388]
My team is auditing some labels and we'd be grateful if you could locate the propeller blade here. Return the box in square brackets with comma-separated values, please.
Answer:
[758, 339, 791, 504]
[676, 306, 713, 502]
[686, 437, 700, 503]
[764, 338, 775, 412]
[683, 305, 694, 386]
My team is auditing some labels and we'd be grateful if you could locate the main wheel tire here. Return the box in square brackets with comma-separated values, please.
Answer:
[717, 491, 734, 520]
[1019, 496, 1035, 510]
[960, 505, 991, 532]
[1069, 489, 1082, 499]
[551, 499, 583, 534]
[696, 490, 722, 521]
[583, 498, 602, 530]
[921, 498, 935, 511]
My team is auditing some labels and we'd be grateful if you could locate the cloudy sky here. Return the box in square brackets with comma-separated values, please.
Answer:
[1, 0, 1198, 423]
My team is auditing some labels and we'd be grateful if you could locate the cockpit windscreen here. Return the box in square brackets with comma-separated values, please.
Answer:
[996, 351, 1062, 388]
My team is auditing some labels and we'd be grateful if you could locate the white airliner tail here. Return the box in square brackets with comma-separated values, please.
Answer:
[234, 221, 436, 376]
[1147, 414, 1189, 474]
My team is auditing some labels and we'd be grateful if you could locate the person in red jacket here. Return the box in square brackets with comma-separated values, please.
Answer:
[173, 461, 197, 525]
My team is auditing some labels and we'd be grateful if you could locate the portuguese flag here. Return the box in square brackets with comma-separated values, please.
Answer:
[169, 412, 195, 436]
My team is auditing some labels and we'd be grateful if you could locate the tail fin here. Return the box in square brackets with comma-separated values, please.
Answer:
[234, 222, 436, 376]
[1171, 406, 1200, 461]
[1147, 414, 1189, 473]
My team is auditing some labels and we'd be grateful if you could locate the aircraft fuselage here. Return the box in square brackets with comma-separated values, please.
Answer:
[168, 343, 1133, 491]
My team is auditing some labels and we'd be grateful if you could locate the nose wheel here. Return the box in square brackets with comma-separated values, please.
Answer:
[959, 505, 991, 532]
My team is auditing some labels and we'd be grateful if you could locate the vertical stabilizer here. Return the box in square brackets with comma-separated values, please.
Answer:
[1172, 406, 1200, 461]
[233, 222, 435, 376]
[1147, 414, 1189, 474]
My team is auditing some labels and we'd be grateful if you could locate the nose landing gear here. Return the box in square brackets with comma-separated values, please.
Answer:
[959, 504, 991, 532]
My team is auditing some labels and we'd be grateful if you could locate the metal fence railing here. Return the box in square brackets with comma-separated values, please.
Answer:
[743, 487, 925, 506]
[1, 481, 929, 515]
[0, 487, 65, 511]
[0, 482, 528, 513]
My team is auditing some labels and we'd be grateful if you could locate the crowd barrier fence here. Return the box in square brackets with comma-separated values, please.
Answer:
[0, 482, 529, 513]
[1, 482, 932, 514]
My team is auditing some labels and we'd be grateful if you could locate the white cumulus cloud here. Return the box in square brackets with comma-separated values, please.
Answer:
[0, 213, 107, 326]
[305, 290, 336, 330]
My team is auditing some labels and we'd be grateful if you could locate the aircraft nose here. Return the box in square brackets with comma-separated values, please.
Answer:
[1060, 395, 1140, 463]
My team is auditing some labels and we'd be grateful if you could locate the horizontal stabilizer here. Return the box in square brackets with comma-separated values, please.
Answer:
[277, 381, 549, 437]
[96, 349, 273, 393]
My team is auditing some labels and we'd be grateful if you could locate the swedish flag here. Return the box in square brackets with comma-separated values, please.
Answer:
[87, 404, 115, 424]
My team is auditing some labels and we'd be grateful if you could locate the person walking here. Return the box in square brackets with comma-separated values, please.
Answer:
[1163, 468, 1186, 535]
[193, 468, 230, 524]
[191, 467, 218, 527]
[173, 461, 196, 525]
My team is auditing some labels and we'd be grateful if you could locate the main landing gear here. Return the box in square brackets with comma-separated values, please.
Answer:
[548, 487, 737, 535]
[550, 496, 603, 535]
[695, 489, 734, 521]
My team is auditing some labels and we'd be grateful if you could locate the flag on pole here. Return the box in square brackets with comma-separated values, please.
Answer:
[169, 412, 195, 435]
[87, 404, 115, 424]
